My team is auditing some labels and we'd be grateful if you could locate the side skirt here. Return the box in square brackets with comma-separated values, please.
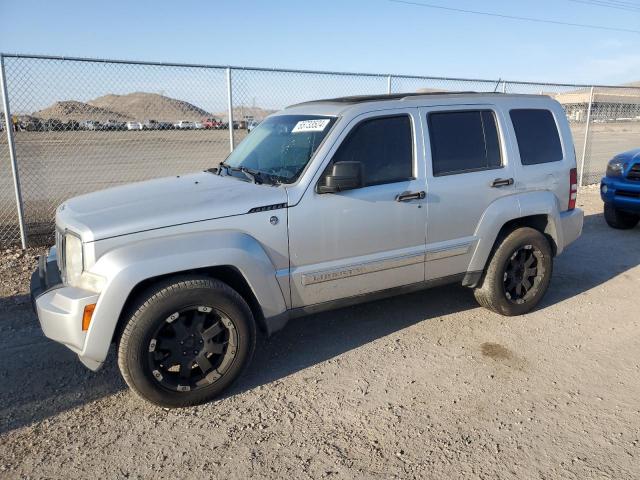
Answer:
[262, 273, 466, 336]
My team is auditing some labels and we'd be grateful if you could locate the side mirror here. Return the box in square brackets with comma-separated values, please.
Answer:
[317, 161, 363, 194]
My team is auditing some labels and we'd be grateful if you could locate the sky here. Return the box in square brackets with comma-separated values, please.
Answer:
[1, 0, 639, 86]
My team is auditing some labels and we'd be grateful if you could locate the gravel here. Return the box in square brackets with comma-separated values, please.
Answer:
[0, 187, 638, 479]
[0, 247, 44, 306]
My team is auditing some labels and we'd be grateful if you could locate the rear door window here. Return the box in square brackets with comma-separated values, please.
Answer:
[510, 109, 563, 165]
[428, 110, 502, 176]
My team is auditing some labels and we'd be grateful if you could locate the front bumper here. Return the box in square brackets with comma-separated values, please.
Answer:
[30, 249, 101, 370]
[601, 176, 640, 213]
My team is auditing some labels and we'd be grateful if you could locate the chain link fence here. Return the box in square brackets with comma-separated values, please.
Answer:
[2, 53, 640, 247]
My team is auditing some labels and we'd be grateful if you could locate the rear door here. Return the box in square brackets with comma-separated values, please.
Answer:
[419, 105, 516, 280]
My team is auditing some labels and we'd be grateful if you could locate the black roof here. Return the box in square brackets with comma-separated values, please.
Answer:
[288, 91, 495, 108]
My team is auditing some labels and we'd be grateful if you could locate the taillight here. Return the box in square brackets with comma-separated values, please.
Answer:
[568, 168, 578, 210]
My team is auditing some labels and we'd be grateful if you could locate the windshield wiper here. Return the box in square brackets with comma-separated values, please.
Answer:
[216, 161, 230, 176]
[217, 162, 263, 184]
[214, 161, 285, 186]
[239, 167, 261, 184]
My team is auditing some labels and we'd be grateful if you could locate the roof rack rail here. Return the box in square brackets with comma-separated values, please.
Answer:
[287, 91, 500, 108]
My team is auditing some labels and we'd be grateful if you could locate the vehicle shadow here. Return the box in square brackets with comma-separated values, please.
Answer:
[0, 300, 125, 434]
[236, 283, 477, 397]
[0, 284, 475, 434]
[1, 211, 638, 433]
[541, 211, 640, 307]
[229, 211, 640, 397]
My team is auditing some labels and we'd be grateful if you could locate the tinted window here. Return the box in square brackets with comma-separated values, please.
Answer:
[330, 115, 413, 186]
[428, 110, 502, 176]
[510, 109, 563, 165]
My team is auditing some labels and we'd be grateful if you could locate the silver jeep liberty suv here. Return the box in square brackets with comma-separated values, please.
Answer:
[31, 92, 583, 407]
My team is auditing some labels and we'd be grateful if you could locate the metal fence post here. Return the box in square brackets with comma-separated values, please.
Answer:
[0, 55, 27, 249]
[502, 81, 507, 93]
[226, 67, 234, 152]
[387, 75, 392, 94]
[579, 86, 595, 187]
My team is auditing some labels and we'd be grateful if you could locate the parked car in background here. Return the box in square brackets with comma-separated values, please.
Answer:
[601, 148, 640, 229]
[203, 118, 223, 129]
[42, 119, 65, 131]
[126, 121, 143, 131]
[194, 121, 203, 130]
[247, 120, 260, 133]
[80, 120, 100, 131]
[101, 120, 124, 131]
[20, 118, 43, 131]
[65, 120, 80, 131]
[30, 92, 583, 407]
[156, 121, 174, 130]
[142, 120, 159, 130]
[174, 120, 196, 129]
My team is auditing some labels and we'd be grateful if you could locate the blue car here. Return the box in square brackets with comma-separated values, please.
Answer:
[601, 148, 640, 229]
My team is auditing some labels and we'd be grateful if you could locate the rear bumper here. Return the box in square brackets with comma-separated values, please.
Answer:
[558, 208, 583, 251]
[30, 249, 102, 370]
[601, 176, 640, 213]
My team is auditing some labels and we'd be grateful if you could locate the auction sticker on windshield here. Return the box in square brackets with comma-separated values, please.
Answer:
[292, 118, 331, 133]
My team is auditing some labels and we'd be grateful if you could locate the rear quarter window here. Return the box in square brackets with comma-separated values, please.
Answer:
[510, 109, 563, 165]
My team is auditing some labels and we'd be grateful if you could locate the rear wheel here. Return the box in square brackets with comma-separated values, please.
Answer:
[118, 276, 255, 408]
[604, 203, 639, 229]
[474, 227, 553, 316]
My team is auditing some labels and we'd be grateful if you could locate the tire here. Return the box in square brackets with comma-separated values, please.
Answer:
[118, 276, 256, 408]
[473, 227, 553, 316]
[604, 203, 639, 230]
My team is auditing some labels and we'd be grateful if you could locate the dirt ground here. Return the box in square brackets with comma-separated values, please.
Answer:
[0, 187, 638, 479]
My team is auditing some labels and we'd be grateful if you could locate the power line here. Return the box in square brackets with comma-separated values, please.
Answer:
[388, 0, 640, 34]
[579, 0, 640, 6]
[566, 0, 640, 12]
[588, 0, 640, 7]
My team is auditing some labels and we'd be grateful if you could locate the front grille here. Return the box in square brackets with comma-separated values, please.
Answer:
[616, 190, 640, 199]
[627, 163, 640, 181]
[55, 228, 66, 281]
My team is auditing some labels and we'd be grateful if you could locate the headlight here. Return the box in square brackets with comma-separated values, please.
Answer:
[64, 232, 83, 285]
[606, 158, 626, 177]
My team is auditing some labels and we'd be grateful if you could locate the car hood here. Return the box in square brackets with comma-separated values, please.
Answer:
[614, 148, 640, 164]
[57, 172, 288, 242]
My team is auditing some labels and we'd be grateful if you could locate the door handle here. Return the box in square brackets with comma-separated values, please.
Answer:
[491, 177, 514, 188]
[396, 190, 426, 202]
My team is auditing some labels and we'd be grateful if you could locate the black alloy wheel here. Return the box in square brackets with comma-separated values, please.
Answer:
[147, 305, 238, 392]
[118, 276, 256, 407]
[473, 227, 553, 316]
[502, 244, 545, 304]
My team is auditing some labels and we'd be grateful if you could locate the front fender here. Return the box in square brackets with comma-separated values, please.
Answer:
[80, 230, 288, 365]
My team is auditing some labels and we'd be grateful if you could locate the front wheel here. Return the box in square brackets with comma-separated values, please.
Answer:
[604, 203, 639, 229]
[118, 276, 256, 408]
[474, 227, 553, 316]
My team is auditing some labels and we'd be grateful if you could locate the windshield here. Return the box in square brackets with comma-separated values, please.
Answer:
[223, 114, 337, 184]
